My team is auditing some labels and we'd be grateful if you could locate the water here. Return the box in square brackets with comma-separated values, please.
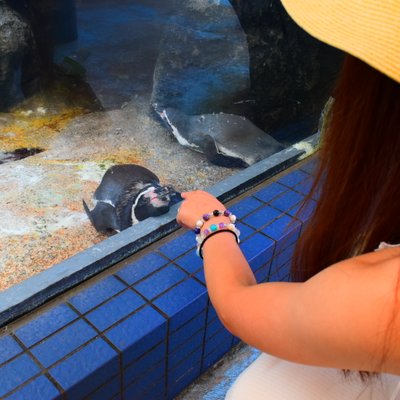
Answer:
[0, 0, 333, 291]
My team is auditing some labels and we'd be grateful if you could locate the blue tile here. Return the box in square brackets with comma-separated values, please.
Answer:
[169, 311, 206, 352]
[278, 169, 309, 187]
[15, 304, 78, 347]
[242, 206, 282, 230]
[134, 266, 187, 300]
[229, 197, 263, 219]
[115, 252, 169, 285]
[261, 214, 301, 253]
[0, 354, 41, 398]
[68, 275, 127, 314]
[169, 330, 203, 370]
[0, 335, 23, 365]
[168, 348, 202, 398]
[153, 278, 208, 331]
[124, 362, 164, 399]
[204, 328, 232, 357]
[236, 222, 255, 241]
[105, 305, 167, 366]
[175, 252, 203, 274]
[86, 289, 145, 331]
[202, 341, 232, 372]
[31, 319, 97, 368]
[124, 341, 166, 387]
[269, 190, 304, 213]
[4, 375, 60, 400]
[194, 269, 206, 285]
[253, 182, 288, 203]
[255, 267, 269, 283]
[271, 243, 296, 272]
[293, 176, 313, 196]
[205, 318, 225, 340]
[49, 338, 118, 400]
[157, 231, 195, 260]
[241, 233, 275, 271]
[167, 361, 201, 399]
[269, 261, 291, 282]
[288, 198, 317, 221]
[168, 347, 202, 385]
[206, 304, 218, 323]
[232, 336, 241, 346]
[136, 382, 165, 400]
[86, 376, 120, 400]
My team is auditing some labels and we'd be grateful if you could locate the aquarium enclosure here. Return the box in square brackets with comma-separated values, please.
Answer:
[0, 0, 342, 292]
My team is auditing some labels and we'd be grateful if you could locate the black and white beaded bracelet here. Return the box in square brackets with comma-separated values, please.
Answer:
[193, 210, 240, 258]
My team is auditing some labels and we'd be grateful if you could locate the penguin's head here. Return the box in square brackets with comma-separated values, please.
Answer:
[143, 185, 171, 213]
[132, 184, 179, 222]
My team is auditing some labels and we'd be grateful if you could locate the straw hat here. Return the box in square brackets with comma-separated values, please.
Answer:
[280, 0, 400, 83]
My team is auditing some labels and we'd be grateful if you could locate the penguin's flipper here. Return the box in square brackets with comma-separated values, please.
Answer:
[201, 135, 249, 168]
[82, 199, 120, 233]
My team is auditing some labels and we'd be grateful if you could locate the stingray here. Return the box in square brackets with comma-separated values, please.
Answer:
[154, 105, 284, 168]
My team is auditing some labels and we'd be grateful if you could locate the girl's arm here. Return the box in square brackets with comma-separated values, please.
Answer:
[176, 190, 400, 374]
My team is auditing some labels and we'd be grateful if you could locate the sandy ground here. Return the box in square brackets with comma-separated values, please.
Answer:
[0, 98, 238, 291]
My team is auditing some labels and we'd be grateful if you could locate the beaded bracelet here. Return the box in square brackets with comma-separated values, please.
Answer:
[193, 209, 236, 235]
[196, 221, 241, 258]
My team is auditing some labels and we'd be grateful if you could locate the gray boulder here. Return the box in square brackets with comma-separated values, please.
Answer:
[0, 1, 31, 110]
[151, 0, 250, 116]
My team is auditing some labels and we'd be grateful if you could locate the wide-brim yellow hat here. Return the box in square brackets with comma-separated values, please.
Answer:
[280, 0, 400, 83]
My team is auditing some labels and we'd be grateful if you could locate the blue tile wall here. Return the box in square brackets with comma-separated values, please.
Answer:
[86, 289, 145, 331]
[0, 159, 316, 399]
[105, 305, 167, 366]
[169, 311, 206, 352]
[153, 278, 208, 332]
[115, 252, 170, 285]
[0, 335, 23, 365]
[124, 362, 165, 399]
[134, 265, 187, 300]
[87, 376, 120, 400]
[30, 319, 97, 368]
[124, 341, 166, 387]
[0, 354, 41, 398]
[68, 275, 127, 314]
[4, 375, 60, 400]
[49, 338, 119, 400]
[15, 304, 78, 347]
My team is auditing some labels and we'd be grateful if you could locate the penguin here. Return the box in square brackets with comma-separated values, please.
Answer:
[153, 105, 285, 168]
[83, 164, 181, 233]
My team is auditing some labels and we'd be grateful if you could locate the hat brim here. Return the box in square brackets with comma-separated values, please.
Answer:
[281, 0, 400, 83]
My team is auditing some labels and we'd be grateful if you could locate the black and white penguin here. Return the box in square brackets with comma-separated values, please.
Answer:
[153, 105, 285, 168]
[83, 164, 181, 233]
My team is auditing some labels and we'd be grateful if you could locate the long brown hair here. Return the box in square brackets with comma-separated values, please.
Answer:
[291, 55, 400, 282]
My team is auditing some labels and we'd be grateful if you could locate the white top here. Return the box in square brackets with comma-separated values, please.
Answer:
[226, 353, 400, 400]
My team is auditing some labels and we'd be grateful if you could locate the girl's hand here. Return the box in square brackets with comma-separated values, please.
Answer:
[176, 190, 226, 230]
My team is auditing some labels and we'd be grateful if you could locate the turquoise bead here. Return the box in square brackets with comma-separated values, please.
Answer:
[210, 224, 218, 232]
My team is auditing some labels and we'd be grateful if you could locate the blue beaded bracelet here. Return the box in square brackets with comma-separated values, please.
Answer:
[193, 209, 237, 235]
[196, 221, 240, 258]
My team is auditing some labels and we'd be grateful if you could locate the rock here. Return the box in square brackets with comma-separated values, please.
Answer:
[0, 1, 31, 110]
[229, 0, 344, 134]
[151, 0, 250, 116]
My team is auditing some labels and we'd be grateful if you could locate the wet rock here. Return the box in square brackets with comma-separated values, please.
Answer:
[0, 1, 31, 110]
[230, 0, 344, 134]
[151, 0, 250, 116]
